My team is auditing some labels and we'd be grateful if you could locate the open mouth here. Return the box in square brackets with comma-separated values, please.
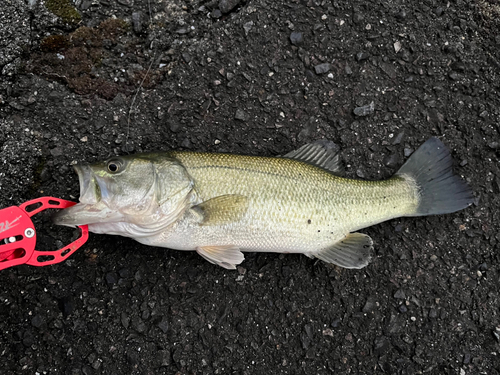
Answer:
[52, 164, 123, 227]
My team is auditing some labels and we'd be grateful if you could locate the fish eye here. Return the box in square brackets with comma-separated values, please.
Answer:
[107, 160, 122, 173]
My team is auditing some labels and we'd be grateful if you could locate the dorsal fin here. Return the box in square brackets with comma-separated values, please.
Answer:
[284, 140, 343, 175]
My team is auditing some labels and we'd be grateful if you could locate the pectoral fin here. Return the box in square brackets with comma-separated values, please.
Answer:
[193, 194, 249, 226]
[197, 245, 245, 269]
[315, 233, 373, 269]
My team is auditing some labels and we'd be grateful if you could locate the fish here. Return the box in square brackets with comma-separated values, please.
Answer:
[53, 138, 473, 270]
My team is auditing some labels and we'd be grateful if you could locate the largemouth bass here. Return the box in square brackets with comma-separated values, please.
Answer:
[54, 138, 473, 269]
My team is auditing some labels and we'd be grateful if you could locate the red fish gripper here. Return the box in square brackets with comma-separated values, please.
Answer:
[0, 197, 88, 270]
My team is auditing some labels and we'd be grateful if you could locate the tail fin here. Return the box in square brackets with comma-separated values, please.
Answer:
[396, 137, 473, 216]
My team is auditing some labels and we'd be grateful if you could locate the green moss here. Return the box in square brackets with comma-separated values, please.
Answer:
[45, 0, 81, 25]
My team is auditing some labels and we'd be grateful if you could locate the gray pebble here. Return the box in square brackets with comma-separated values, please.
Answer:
[392, 132, 404, 145]
[158, 318, 169, 333]
[374, 336, 391, 355]
[434, 7, 444, 17]
[182, 53, 191, 63]
[235, 108, 248, 121]
[394, 289, 406, 299]
[243, 21, 253, 35]
[290, 31, 303, 46]
[131, 12, 142, 34]
[353, 101, 375, 116]
[395, 9, 406, 20]
[31, 314, 44, 328]
[219, 0, 241, 14]
[356, 52, 370, 61]
[314, 63, 331, 75]
[211, 9, 222, 18]
[131, 316, 147, 333]
[383, 153, 400, 168]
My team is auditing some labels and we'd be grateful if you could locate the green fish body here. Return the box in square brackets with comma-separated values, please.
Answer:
[54, 138, 473, 269]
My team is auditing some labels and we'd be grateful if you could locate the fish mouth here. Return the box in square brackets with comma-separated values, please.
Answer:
[53, 164, 123, 227]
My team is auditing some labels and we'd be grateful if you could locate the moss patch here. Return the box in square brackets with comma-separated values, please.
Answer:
[45, 0, 82, 25]
[40, 35, 70, 52]
[28, 18, 139, 100]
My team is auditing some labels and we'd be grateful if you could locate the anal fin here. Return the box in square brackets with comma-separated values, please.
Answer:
[197, 245, 244, 269]
[315, 233, 373, 269]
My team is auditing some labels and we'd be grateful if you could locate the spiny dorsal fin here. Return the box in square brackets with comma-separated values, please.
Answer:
[197, 245, 244, 269]
[193, 194, 249, 226]
[315, 232, 373, 269]
[284, 140, 343, 175]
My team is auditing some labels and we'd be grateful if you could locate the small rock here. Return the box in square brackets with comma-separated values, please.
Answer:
[211, 9, 222, 18]
[31, 314, 44, 328]
[394, 289, 406, 299]
[392, 132, 404, 145]
[182, 53, 191, 63]
[398, 305, 408, 313]
[158, 349, 171, 367]
[345, 64, 352, 74]
[131, 12, 142, 34]
[383, 153, 400, 168]
[22, 331, 35, 347]
[290, 31, 303, 46]
[395, 9, 406, 20]
[105, 272, 117, 285]
[235, 108, 248, 121]
[434, 7, 444, 16]
[243, 21, 253, 35]
[394, 41, 402, 53]
[374, 336, 391, 355]
[219, 0, 241, 14]
[131, 316, 147, 333]
[50, 147, 64, 157]
[353, 101, 375, 116]
[493, 326, 500, 342]
[353, 13, 364, 24]
[158, 318, 169, 333]
[356, 51, 370, 61]
[362, 296, 377, 313]
[121, 312, 130, 329]
[314, 63, 331, 74]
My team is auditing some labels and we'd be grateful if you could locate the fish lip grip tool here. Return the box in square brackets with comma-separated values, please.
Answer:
[0, 197, 88, 270]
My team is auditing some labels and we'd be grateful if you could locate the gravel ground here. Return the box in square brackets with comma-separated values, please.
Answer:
[1, 0, 499, 374]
